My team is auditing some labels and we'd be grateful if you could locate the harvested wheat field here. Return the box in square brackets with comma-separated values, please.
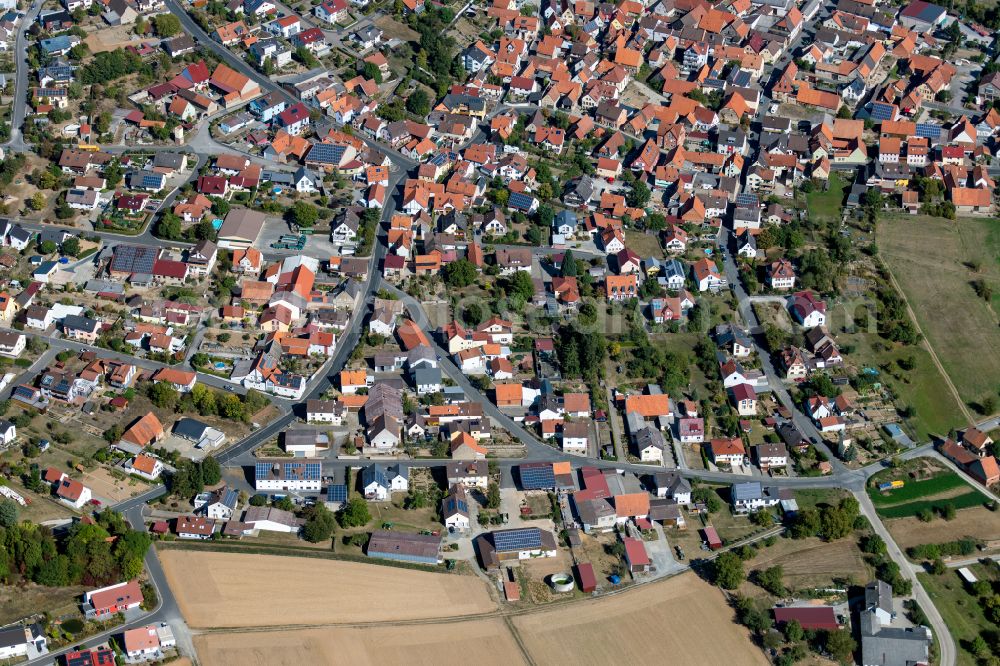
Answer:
[513, 572, 767, 666]
[195, 619, 526, 666]
[744, 537, 871, 589]
[159, 549, 496, 628]
[887, 506, 1000, 552]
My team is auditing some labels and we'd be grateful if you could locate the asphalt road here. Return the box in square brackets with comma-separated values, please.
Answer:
[857, 490, 956, 666]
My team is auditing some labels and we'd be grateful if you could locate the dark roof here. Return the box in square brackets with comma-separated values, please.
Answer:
[110, 244, 159, 274]
[772, 606, 838, 630]
[367, 529, 441, 561]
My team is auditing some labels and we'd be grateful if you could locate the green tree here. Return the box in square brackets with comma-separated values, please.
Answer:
[486, 482, 500, 509]
[303, 504, 336, 543]
[39, 239, 57, 254]
[406, 89, 430, 116]
[362, 61, 383, 84]
[153, 13, 181, 36]
[713, 552, 745, 589]
[148, 382, 178, 410]
[0, 498, 18, 527]
[61, 236, 80, 257]
[443, 258, 477, 288]
[823, 629, 856, 663]
[287, 201, 319, 228]
[201, 456, 221, 486]
[784, 619, 804, 642]
[755, 565, 786, 596]
[692, 486, 722, 513]
[561, 249, 578, 277]
[626, 179, 650, 208]
[339, 496, 371, 528]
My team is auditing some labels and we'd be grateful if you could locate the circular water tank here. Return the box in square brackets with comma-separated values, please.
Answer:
[549, 573, 575, 593]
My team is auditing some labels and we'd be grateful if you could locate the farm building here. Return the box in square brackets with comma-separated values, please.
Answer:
[367, 530, 442, 565]
[772, 606, 840, 631]
[476, 528, 558, 569]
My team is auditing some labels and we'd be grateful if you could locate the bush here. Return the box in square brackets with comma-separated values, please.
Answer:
[713, 552, 745, 589]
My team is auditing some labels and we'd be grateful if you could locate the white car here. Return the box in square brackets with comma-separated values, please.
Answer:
[769, 104, 779, 114]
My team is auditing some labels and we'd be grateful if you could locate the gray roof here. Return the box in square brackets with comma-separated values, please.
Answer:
[731, 481, 763, 502]
[860, 613, 931, 666]
[152, 152, 185, 170]
[865, 579, 893, 614]
[412, 366, 442, 386]
[654, 471, 691, 495]
[173, 417, 210, 441]
[0, 626, 26, 650]
[62, 315, 100, 333]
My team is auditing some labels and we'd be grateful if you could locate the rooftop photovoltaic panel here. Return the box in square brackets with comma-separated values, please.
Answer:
[306, 143, 346, 164]
[870, 103, 894, 121]
[519, 464, 555, 490]
[494, 528, 542, 552]
[327, 485, 347, 502]
[735, 193, 758, 207]
[141, 174, 163, 188]
[915, 123, 941, 139]
[508, 192, 534, 210]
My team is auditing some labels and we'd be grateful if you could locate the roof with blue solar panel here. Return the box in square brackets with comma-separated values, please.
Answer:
[493, 528, 543, 552]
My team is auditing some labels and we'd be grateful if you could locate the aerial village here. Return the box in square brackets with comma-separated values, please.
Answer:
[0, 0, 996, 662]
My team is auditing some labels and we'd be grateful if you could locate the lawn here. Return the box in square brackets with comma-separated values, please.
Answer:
[878, 215, 1000, 412]
[834, 319, 965, 440]
[866, 470, 985, 519]
[918, 563, 999, 666]
[868, 472, 971, 507]
[806, 171, 848, 224]
[624, 230, 664, 260]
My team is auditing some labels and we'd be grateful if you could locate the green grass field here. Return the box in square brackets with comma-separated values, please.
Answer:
[868, 473, 970, 506]
[867, 470, 984, 518]
[918, 564, 999, 666]
[835, 320, 964, 440]
[806, 171, 848, 223]
[878, 216, 1000, 411]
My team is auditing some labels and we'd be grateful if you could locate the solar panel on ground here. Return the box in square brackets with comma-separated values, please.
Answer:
[520, 463, 555, 490]
[494, 528, 542, 552]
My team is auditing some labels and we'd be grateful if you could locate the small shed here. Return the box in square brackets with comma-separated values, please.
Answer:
[703, 526, 722, 550]
[623, 537, 650, 573]
[504, 581, 521, 602]
[576, 562, 597, 593]
[957, 567, 978, 584]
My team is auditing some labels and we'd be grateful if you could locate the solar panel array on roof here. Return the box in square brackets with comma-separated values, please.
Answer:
[508, 192, 534, 210]
[327, 485, 347, 502]
[519, 463, 555, 490]
[141, 173, 164, 189]
[111, 244, 158, 274]
[306, 143, 345, 165]
[915, 123, 941, 139]
[735, 193, 758, 207]
[255, 461, 321, 481]
[494, 528, 542, 552]
[870, 102, 894, 121]
[12, 385, 36, 400]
